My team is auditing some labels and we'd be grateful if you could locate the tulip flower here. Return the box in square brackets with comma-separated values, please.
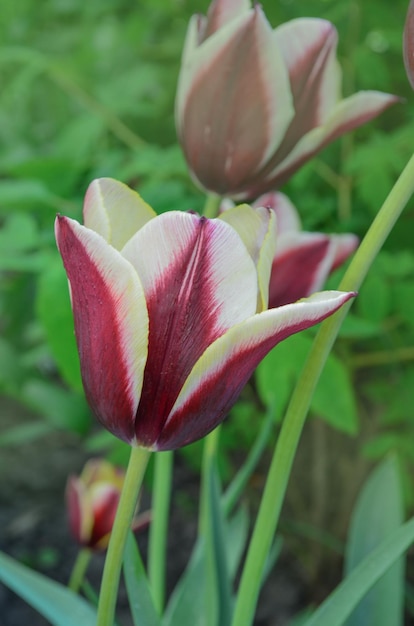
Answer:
[55, 178, 355, 451]
[66, 459, 149, 550]
[404, 0, 414, 89]
[175, 0, 398, 199]
[248, 192, 358, 308]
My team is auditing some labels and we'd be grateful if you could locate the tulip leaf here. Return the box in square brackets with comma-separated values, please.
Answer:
[302, 516, 414, 626]
[163, 508, 248, 626]
[256, 333, 358, 434]
[0, 179, 57, 213]
[205, 460, 233, 626]
[0, 551, 96, 626]
[222, 403, 275, 515]
[343, 456, 404, 626]
[36, 256, 83, 393]
[123, 532, 161, 626]
[356, 268, 391, 324]
[312, 350, 358, 435]
[21, 379, 91, 434]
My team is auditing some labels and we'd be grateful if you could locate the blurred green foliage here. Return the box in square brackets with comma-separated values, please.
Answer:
[1, 0, 414, 518]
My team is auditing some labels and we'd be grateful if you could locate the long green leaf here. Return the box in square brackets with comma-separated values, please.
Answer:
[0, 551, 96, 626]
[206, 461, 232, 626]
[222, 403, 275, 515]
[123, 532, 161, 626]
[303, 517, 414, 626]
[163, 508, 248, 626]
[344, 455, 404, 626]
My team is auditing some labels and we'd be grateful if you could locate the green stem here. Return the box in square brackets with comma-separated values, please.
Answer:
[96, 446, 151, 626]
[199, 426, 222, 535]
[203, 193, 221, 219]
[231, 153, 414, 626]
[148, 450, 173, 614]
[222, 403, 275, 516]
[68, 548, 91, 593]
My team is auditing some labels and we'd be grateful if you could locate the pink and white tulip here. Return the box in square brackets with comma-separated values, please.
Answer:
[250, 192, 359, 308]
[175, 0, 399, 199]
[66, 459, 149, 550]
[56, 178, 355, 451]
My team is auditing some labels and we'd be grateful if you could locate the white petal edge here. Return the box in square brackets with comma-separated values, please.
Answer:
[166, 290, 355, 426]
[56, 216, 149, 424]
[121, 211, 258, 329]
[83, 178, 156, 250]
[265, 91, 399, 184]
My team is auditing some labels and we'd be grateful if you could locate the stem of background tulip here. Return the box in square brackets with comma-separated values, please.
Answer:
[148, 450, 173, 614]
[203, 193, 221, 218]
[68, 548, 91, 593]
[231, 152, 414, 626]
[96, 445, 151, 626]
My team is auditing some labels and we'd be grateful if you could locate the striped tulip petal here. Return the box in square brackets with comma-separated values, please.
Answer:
[88, 483, 121, 549]
[121, 211, 258, 447]
[57, 179, 357, 452]
[83, 178, 156, 250]
[176, 7, 293, 195]
[66, 459, 129, 550]
[270, 233, 333, 307]
[203, 0, 251, 40]
[249, 191, 358, 308]
[55, 216, 149, 443]
[252, 191, 301, 234]
[275, 19, 340, 134]
[157, 291, 356, 450]
[331, 234, 359, 271]
[262, 90, 399, 191]
[66, 477, 93, 546]
[270, 232, 359, 308]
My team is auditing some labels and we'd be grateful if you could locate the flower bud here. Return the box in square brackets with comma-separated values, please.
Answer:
[176, 0, 398, 198]
[66, 459, 148, 550]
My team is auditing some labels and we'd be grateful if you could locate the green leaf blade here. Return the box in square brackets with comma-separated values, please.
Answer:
[123, 532, 161, 626]
[0, 551, 96, 626]
[344, 456, 404, 626]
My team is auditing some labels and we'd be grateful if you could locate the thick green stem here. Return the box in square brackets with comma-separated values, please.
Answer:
[68, 548, 91, 593]
[203, 193, 221, 219]
[148, 450, 173, 614]
[96, 446, 151, 626]
[199, 426, 222, 535]
[231, 153, 414, 626]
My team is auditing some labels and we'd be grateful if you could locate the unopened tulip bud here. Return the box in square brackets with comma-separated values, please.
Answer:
[176, 0, 399, 198]
[404, 0, 414, 89]
[66, 459, 148, 550]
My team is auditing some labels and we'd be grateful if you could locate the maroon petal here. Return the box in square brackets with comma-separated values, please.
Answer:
[156, 291, 355, 450]
[55, 216, 149, 444]
[122, 211, 258, 447]
[269, 234, 332, 308]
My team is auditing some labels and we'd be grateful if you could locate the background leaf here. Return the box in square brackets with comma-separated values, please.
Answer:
[0, 551, 96, 626]
[344, 455, 404, 626]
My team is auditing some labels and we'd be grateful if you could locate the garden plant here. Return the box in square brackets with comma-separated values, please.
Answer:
[1, 0, 414, 625]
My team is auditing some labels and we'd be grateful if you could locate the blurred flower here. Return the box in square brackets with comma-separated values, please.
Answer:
[404, 0, 414, 89]
[66, 458, 149, 550]
[252, 192, 358, 308]
[56, 178, 355, 451]
[175, 0, 398, 199]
